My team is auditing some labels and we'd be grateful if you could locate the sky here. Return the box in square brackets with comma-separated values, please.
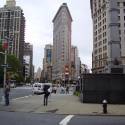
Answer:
[0, 0, 93, 72]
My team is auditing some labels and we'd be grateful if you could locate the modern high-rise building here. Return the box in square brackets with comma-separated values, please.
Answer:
[43, 44, 53, 82]
[52, 3, 72, 81]
[90, 0, 125, 73]
[23, 43, 33, 81]
[0, 0, 25, 66]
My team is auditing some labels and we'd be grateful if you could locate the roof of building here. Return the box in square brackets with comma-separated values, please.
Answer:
[52, 3, 73, 22]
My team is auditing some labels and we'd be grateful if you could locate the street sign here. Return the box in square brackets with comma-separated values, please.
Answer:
[1, 64, 11, 68]
[1, 64, 8, 67]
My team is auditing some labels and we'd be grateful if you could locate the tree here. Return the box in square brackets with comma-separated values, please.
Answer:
[0, 44, 24, 86]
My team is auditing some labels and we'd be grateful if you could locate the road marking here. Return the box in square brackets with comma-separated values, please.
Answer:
[59, 115, 74, 125]
[12, 95, 32, 101]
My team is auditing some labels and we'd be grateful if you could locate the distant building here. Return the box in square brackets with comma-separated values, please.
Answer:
[90, 0, 125, 73]
[0, 0, 25, 67]
[81, 64, 90, 74]
[23, 43, 33, 81]
[71, 46, 80, 80]
[34, 67, 41, 82]
[52, 3, 73, 81]
[43, 44, 52, 82]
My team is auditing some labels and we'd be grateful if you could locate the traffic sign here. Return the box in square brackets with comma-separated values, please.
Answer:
[1, 64, 11, 68]
[1, 64, 8, 67]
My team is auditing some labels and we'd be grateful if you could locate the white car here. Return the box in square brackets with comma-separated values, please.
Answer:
[32, 83, 44, 94]
[10, 83, 16, 88]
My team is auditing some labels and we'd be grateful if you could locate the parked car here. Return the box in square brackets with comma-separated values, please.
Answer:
[10, 83, 16, 88]
[32, 83, 44, 94]
[26, 83, 31, 86]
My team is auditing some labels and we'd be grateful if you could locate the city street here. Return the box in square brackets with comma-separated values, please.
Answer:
[0, 86, 33, 101]
[0, 87, 125, 125]
[0, 111, 125, 125]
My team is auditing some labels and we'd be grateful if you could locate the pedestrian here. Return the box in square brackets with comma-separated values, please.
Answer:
[43, 85, 50, 106]
[54, 86, 57, 94]
[4, 81, 10, 106]
[60, 86, 65, 94]
[66, 86, 69, 94]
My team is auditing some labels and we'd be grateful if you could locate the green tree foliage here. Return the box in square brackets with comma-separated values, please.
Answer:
[0, 44, 24, 85]
[7, 54, 21, 73]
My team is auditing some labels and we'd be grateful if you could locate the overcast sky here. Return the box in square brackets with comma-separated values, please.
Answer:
[0, 0, 93, 72]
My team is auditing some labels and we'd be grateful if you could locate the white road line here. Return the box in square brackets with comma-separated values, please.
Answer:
[59, 115, 74, 125]
[12, 95, 32, 101]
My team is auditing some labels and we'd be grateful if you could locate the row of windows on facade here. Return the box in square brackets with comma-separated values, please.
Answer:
[95, 53, 107, 62]
[0, 19, 20, 31]
[94, 40, 107, 48]
[117, 2, 125, 7]
[94, 46, 107, 55]
[119, 29, 125, 35]
[0, 11, 21, 18]
[94, 60, 107, 69]
[94, 25, 106, 36]
[94, 0, 106, 9]
[118, 9, 125, 14]
[94, 9, 125, 28]
[94, 20, 106, 31]
[93, 2, 125, 18]
[94, 32, 106, 41]
[54, 13, 68, 32]
[94, 4, 106, 14]
[0, 31, 19, 41]
[54, 32, 69, 42]
[94, 17, 106, 27]
[118, 15, 125, 21]
[94, 1, 125, 13]
[94, 11, 106, 22]
[0, 25, 20, 31]
[94, 25, 106, 35]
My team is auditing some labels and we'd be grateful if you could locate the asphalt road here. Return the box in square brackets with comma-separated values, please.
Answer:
[0, 86, 33, 100]
[69, 116, 125, 125]
[0, 111, 66, 125]
[0, 111, 125, 125]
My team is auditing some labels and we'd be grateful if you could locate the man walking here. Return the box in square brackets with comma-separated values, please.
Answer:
[43, 85, 50, 106]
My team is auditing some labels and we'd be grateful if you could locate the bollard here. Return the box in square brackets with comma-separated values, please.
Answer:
[102, 99, 108, 114]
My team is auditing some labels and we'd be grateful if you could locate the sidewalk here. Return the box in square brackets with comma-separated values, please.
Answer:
[0, 94, 125, 115]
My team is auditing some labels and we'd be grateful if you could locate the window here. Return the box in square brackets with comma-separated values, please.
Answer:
[123, 2, 125, 6]
[118, 16, 120, 20]
[117, 2, 120, 7]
